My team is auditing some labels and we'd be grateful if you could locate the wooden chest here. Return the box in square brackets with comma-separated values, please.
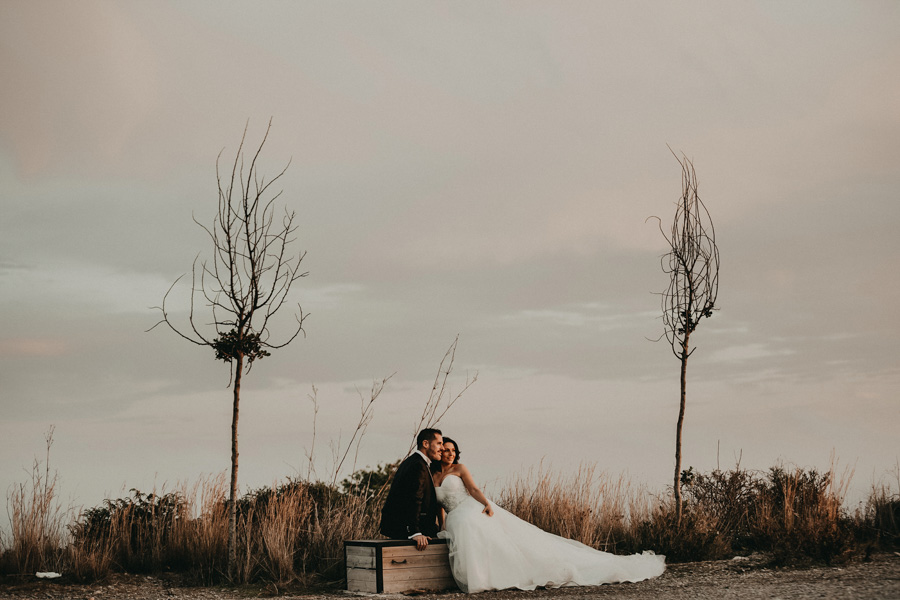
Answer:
[344, 539, 456, 593]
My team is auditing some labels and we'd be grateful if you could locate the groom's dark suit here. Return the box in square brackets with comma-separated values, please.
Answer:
[380, 452, 439, 538]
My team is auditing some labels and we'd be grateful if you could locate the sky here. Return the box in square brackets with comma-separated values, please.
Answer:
[1, 1, 898, 522]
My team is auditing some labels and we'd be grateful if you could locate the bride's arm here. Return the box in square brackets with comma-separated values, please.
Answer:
[455, 465, 495, 516]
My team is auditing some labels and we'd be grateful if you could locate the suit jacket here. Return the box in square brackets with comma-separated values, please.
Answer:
[380, 452, 439, 538]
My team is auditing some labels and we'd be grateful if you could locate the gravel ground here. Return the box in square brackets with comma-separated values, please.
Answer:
[2, 553, 898, 600]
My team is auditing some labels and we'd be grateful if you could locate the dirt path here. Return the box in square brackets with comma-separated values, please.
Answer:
[2, 553, 898, 599]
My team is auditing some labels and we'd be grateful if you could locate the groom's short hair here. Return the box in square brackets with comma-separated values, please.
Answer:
[416, 428, 442, 448]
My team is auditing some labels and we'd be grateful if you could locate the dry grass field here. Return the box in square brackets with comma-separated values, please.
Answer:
[1, 453, 898, 591]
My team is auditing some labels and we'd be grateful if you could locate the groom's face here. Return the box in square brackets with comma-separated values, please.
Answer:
[422, 434, 444, 462]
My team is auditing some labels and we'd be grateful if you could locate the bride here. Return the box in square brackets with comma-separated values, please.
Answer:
[433, 437, 665, 594]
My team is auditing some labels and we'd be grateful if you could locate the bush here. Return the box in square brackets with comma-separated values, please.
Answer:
[65, 477, 227, 582]
[862, 479, 900, 552]
[341, 461, 399, 502]
[751, 467, 855, 565]
[633, 501, 732, 562]
[499, 462, 864, 565]
[71, 489, 188, 572]
[678, 466, 766, 552]
[5, 459, 895, 585]
[64, 465, 392, 586]
[231, 477, 372, 583]
[667, 465, 857, 564]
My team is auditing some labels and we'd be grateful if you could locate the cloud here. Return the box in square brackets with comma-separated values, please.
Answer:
[302, 283, 366, 310]
[500, 304, 656, 332]
[0, 338, 67, 357]
[0, 261, 171, 315]
[708, 343, 795, 364]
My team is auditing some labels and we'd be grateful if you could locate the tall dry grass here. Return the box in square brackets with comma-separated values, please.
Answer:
[499, 462, 655, 553]
[863, 463, 900, 552]
[55, 474, 385, 585]
[66, 477, 224, 582]
[230, 480, 382, 584]
[750, 464, 856, 564]
[499, 460, 876, 565]
[1, 428, 71, 576]
[4, 457, 899, 585]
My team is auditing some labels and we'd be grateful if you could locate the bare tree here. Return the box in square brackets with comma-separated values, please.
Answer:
[405, 335, 478, 456]
[150, 119, 308, 578]
[649, 150, 719, 522]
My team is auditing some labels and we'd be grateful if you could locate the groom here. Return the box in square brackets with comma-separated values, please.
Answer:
[380, 428, 443, 550]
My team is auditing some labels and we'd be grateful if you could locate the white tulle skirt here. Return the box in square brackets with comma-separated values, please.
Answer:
[437, 496, 665, 593]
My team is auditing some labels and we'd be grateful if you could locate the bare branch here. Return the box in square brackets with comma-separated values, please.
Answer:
[656, 152, 719, 359]
[406, 336, 479, 456]
[302, 385, 319, 481]
[147, 273, 210, 346]
[330, 374, 394, 488]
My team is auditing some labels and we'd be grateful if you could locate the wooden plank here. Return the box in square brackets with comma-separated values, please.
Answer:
[346, 567, 377, 582]
[382, 574, 457, 593]
[345, 547, 375, 567]
[346, 567, 378, 593]
[382, 545, 449, 560]
[381, 550, 449, 563]
[382, 581, 457, 594]
[381, 565, 454, 583]
[382, 554, 451, 570]
[382, 578, 457, 593]
[345, 539, 449, 548]
[346, 573, 376, 588]
[381, 543, 449, 554]
[382, 547, 449, 565]
[345, 553, 376, 569]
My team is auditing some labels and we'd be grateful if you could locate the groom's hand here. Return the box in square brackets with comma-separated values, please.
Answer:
[412, 534, 429, 551]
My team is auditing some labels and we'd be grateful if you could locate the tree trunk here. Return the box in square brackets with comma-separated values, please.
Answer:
[674, 337, 689, 524]
[227, 353, 243, 581]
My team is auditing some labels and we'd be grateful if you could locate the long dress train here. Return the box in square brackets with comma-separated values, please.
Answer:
[435, 474, 665, 593]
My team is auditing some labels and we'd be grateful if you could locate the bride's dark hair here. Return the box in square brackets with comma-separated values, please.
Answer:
[442, 437, 461, 464]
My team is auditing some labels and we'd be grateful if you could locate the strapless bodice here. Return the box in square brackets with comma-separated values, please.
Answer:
[435, 474, 469, 512]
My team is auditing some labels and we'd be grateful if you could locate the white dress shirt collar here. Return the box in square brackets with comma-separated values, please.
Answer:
[414, 449, 431, 466]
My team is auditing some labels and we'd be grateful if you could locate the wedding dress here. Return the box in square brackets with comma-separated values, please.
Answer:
[435, 474, 665, 593]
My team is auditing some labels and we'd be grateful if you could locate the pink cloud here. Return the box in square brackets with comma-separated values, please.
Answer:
[0, 338, 68, 357]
